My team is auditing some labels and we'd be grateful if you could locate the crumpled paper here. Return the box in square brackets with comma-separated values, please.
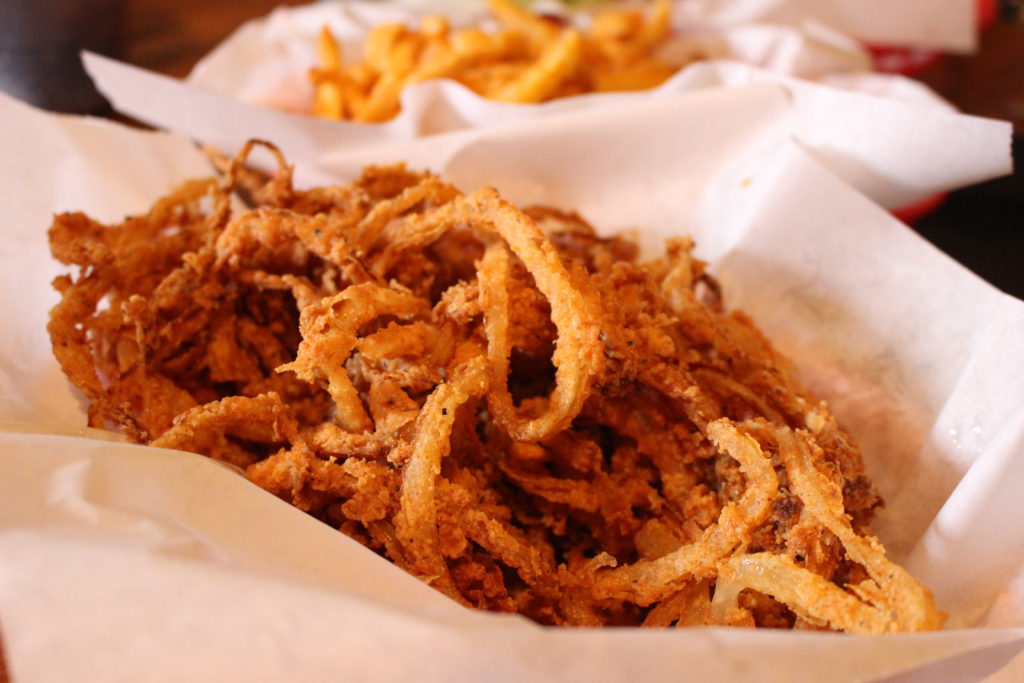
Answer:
[1, 73, 1023, 680]
[83, 1, 989, 210]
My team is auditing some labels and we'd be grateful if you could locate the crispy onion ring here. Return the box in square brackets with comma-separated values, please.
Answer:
[592, 418, 779, 605]
[413, 188, 604, 442]
[394, 355, 489, 603]
[737, 424, 943, 632]
[278, 283, 428, 433]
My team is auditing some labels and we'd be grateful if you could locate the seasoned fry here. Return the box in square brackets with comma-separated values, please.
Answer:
[310, 27, 346, 119]
[309, 0, 696, 122]
[47, 141, 943, 631]
[492, 28, 584, 104]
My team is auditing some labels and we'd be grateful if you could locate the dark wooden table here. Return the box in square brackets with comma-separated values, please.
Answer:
[0, 2, 1022, 679]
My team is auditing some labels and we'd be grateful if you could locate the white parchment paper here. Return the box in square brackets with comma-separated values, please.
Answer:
[2, 79, 1023, 681]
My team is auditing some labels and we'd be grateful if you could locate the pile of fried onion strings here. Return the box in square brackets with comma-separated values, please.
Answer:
[48, 141, 943, 632]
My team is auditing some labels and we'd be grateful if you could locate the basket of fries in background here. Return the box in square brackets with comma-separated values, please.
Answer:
[307, 0, 684, 120]
[305, 0, 738, 122]
[83, 0, 989, 218]
[190, 0, 979, 121]
[83, 1, 1001, 226]
[85, 0, 975, 141]
[301, 0, 993, 123]
[2, 0, 1024, 681]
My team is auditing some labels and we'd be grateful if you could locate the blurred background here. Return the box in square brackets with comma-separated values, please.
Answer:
[0, 0, 1021, 303]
